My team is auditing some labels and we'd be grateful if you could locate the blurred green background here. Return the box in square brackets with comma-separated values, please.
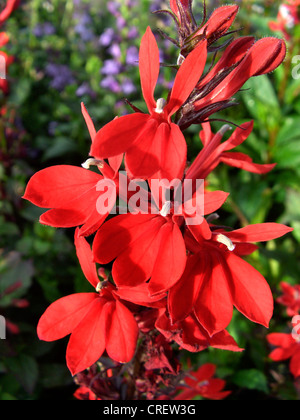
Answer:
[0, 0, 300, 400]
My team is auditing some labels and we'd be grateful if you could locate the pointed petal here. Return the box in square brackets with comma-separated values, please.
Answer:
[226, 252, 273, 328]
[23, 165, 102, 209]
[81, 102, 96, 143]
[226, 223, 294, 243]
[194, 251, 233, 336]
[66, 298, 107, 375]
[165, 39, 207, 116]
[149, 222, 187, 295]
[203, 190, 229, 215]
[40, 208, 89, 228]
[139, 27, 160, 114]
[105, 300, 139, 363]
[290, 351, 300, 378]
[220, 152, 276, 174]
[37, 293, 98, 341]
[74, 228, 99, 288]
[91, 113, 151, 159]
[221, 121, 254, 152]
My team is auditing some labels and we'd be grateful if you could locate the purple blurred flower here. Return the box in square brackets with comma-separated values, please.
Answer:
[33, 22, 55, 37]
[121, 78, 136, 95]
[109, 43, 121, 59]
[101, 59, 122, 75]
[46, 64, 75, 91]
[100, 76, 121, 93]
[76, 82, 96, 98]
[99, 28, 115, 47]
[125, 45, 139, 66]
[127, 26, 139, 40]
[107, 1, 120, 16]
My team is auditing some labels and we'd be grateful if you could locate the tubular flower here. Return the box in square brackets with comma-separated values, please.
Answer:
[277, 282, 300, 317]
[91, 27, 208, 181]
[168, 223, 293, 336]
[37, 230, 139, 376]
[269, 3, 300, 40]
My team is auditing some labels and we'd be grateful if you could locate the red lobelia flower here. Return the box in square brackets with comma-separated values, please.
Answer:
[91, 26, 207, 181]
[37, 229, 139, 375]
[168, 223, 293, 336]
[22, 104, 123, 237]
[92, 187, 229, 296]
[277, 282, 300, 317]
[267, 332, 300, 378]
[174, 363, 231, 400]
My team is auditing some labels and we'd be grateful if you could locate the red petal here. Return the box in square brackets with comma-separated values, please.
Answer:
[290, 351, 300, 378]
[115, 283, 166, 308]
[158, 122, 187, 181]
[23, 165, 102, 209]
[139, 27, 160, 114]
[105, 300, 139, 363]
[165, 39, 207, 116]
[199, 5, 239, 39]
[37, 293, 98, 341]
[149, 221, 187, 295]
[81, 102, 96, 143]
[74, 228, 99, 288]
[226, 252, 273, 328]
[194, 251, 233, 336]
[40, 208, 89, 228]
[66, 298, 107, 375]
[125, 119, 163, 179]
[91, 113, 151, 158]
[220, 152, 276, 174]
[168, 254, 205, 323]
[203, 190, 229, 215]
[226, 223, 294, 243]
[112, 216, 165, 287]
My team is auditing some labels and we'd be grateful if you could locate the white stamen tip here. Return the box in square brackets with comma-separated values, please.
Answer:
[154, 98, 166, 114]
[81, 158, 104, 170]
[96, 282, 102, 292]
[216, 234, 236, 251]
[160, 201, 172, 217]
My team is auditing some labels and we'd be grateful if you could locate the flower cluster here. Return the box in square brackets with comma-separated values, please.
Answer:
[23, 0, 293, 396]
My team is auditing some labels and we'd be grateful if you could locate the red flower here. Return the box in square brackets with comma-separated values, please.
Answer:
[267, 332, 300, 378]
[277, 282, 300, 317]
[175, 363, 231, 400]
[37, 230, 139, 375]
[92, 189, 228, 295]
[23, 104, 122, 237]
[185, 121, 276, 181]
[91, 27, 208, 180]
[168, 223, 293, 336]
[269, 3, 300, 40]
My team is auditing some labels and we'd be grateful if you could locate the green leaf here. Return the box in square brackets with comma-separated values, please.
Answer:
[232, 369, 269, 394]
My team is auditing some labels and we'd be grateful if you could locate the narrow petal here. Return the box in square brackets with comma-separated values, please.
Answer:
[149, 222, 187, 295]
[40, 208, 89, 228]
[290, 351, 300, 378]
[220, 152, 276, 174]
[105, 300, 139, 363]
[203, 191, 229, 215]
[226, 252, 273, 328]
[91, 113, 151, 159]
[139, 27, 160, 114]
[66, 298, 107, 375]
[226, 223, 294, 243]
[81, 102, 96, 143]
[168, 254, 204, 323]
[74, 228, 99, 288]
[37, 293, 98, 341]
[159, 122, 187, 181]
[194, 251, 233, 336]
[165, 39, 207, 116]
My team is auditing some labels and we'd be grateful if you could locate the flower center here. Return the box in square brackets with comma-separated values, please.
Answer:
[216, 234, 236, 251]
[81, 158, 104, 170]
[160, 201, 173, 217]
[154, 98, 167, 114]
